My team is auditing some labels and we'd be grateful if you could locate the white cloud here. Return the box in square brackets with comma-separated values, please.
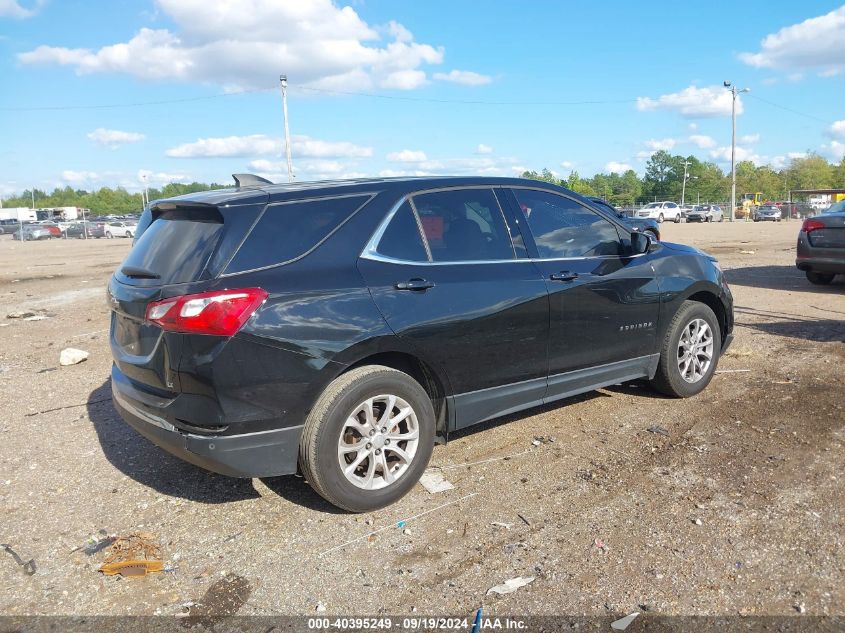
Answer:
[605, 161, 632, 173]
[61, 170, 101, 185]
[829, 120, 845, 138]
[560, 160, 574, 170]
[0, 0, 43, 18]
[821, 140, 845, 161]
[645, 138, 677, 151]
[636, 85, 741, 118]
[87, 128, 146, 148]
[58, 169, 189, 191]
[740, 133, 760, 144]
[387, 149, 428, 162]
[165, 134, 373, 159]
[739, 6, 845, 75]
[709, 146, 764, 164]
[137, 169, 191, 186]
[433, 69, 493, 86]
[688, 134, 717, 149]
[476, 144, 493, 154]
[16, 0, 468, 91]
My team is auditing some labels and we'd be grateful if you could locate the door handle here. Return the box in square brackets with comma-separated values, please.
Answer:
[395, 278, 435, 291]
[549, 271, 579, 282]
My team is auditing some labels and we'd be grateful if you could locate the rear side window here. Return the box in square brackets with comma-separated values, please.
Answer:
[376, 201, 428, 262]
[225, 195, 371, 274]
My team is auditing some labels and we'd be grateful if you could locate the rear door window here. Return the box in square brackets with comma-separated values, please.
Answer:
[410, 188, 515, 262]
[375, 201, 429, 262]
[225, 194, 372, 274]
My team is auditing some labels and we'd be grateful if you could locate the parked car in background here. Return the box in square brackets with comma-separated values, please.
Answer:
[109, 174, 733, 511]
[686, 204, 724, 223]
[12, 225, 54, 240]
[0, 219, 21, 235]
[105, 221, 138, 238]
[796, 199, 845, 285]
[587, 197, 660, 240]
[636, 201, 682, 223]
[752, 205, 782, 222]
[66, 221, 106, 239]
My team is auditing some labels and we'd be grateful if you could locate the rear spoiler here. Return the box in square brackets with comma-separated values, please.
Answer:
[232, 173, 273, 188]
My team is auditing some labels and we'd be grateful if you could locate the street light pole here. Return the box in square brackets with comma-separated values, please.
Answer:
[280, 75, 294, 183]
[724, 81, 749, 222]
[681, 160, 691, 207]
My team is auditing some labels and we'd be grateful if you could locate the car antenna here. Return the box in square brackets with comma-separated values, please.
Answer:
[232, 173, 274, 188]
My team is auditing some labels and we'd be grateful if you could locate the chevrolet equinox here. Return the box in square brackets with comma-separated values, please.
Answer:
[109, 175, 734, 511]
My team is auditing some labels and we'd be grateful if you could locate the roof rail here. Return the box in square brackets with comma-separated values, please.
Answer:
[232, 173, 274, 188]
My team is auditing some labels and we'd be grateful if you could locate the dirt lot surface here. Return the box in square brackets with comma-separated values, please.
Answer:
[0, 222, 843, 621]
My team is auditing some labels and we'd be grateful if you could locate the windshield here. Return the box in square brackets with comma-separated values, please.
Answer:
[823, 200, 845, 214]
[643, 203, 661, 209]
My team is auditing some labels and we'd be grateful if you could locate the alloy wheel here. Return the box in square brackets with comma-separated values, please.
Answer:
[677, 318, 714, 383]
[337, 394, 420, 490]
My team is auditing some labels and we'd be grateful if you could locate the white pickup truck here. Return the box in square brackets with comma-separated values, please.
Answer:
[635, 201, 683, 223]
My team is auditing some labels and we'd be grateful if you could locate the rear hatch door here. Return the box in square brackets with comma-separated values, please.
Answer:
[109, 190, 268, 391]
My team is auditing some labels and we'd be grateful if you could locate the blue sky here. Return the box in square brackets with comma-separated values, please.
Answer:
[1, 0, 844, 195]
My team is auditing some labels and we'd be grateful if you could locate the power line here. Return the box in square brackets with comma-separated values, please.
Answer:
[745, 93, 827, 124]
[1, 82, 637, 112]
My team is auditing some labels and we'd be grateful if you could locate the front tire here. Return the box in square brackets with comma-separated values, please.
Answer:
[658, 213, 664, 223]
[650, 301, 721, 398]
[299, 365, 435, 512]
[674, 213, 681, 223]
[806, 271, 835, 285]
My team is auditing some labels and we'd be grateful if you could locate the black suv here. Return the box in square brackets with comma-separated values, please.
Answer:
[109, 175, 733, 511]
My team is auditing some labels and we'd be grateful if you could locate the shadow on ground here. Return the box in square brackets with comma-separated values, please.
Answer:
[736, 306, 845, 343]
[725, 265, 845, 294]
[87, 379, 345, 511]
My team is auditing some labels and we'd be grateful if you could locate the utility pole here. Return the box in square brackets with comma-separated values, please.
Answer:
[724, 81, 749, 222]
[280, 75, 294, 183]
[681, 160, 691, 207]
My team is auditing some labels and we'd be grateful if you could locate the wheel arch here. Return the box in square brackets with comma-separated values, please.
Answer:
[685, 289, 727, 346]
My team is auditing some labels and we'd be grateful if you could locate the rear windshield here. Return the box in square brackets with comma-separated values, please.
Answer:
[223, 194, 371, 274]
[119, 206, 224, 285]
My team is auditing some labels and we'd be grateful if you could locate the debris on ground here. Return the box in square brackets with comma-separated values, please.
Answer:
[794, 602, 806, 614]
[739, 250, 756, 255]
[594, 538, 610, 553]
[6, 310, 39, 319]
[611, 612, 640, 631]
[533, 435, 556, 445]
[419, 469, 455, 494]
[647, 425, 670, 436]
[693, 518, 703, 526]
[59, 348, 89, 366]
[98, 532, 164, 577]
[715, 368, 751, 374]
[485, 575, 535, 596]
[23, 314, 48, 321]
[70, 530, 116, 555]
[1, 543, 36, 576]
[491, 522, 513, 530]
[181, 573, 252, 626]
[517, 513, 531, 526]
[316, 601, 327, 613]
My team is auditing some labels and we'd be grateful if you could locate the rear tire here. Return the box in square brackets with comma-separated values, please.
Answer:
[674, 213, 681, 223]
[650, 301, 721, 398]
[299, 365, 435, 512]
[806, 271, 835, 285]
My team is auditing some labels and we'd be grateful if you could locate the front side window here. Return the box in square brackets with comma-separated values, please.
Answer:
[513, 189, 622, 259]
[410, 189, 515, 262]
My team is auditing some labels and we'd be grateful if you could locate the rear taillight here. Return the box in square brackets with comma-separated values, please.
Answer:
[802, 219, 825, 233]
[146, 288, 267, 336]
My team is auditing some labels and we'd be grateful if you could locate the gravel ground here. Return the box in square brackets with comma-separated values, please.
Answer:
[0, 222, 843, 620]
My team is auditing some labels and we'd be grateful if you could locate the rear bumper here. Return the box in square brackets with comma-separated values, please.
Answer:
[796, 234, 845, 274]
[111, 365, 302, 478]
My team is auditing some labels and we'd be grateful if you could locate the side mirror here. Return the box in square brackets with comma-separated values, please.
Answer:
[630, 231, 651, 255]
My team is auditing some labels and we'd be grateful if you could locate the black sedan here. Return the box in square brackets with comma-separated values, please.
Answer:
[587, 197, 661, 240]
[796, 200, 845, 284]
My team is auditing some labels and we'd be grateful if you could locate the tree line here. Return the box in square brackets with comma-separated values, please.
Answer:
[523, 151, 845, 207]
[2, 152, 844, 214]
